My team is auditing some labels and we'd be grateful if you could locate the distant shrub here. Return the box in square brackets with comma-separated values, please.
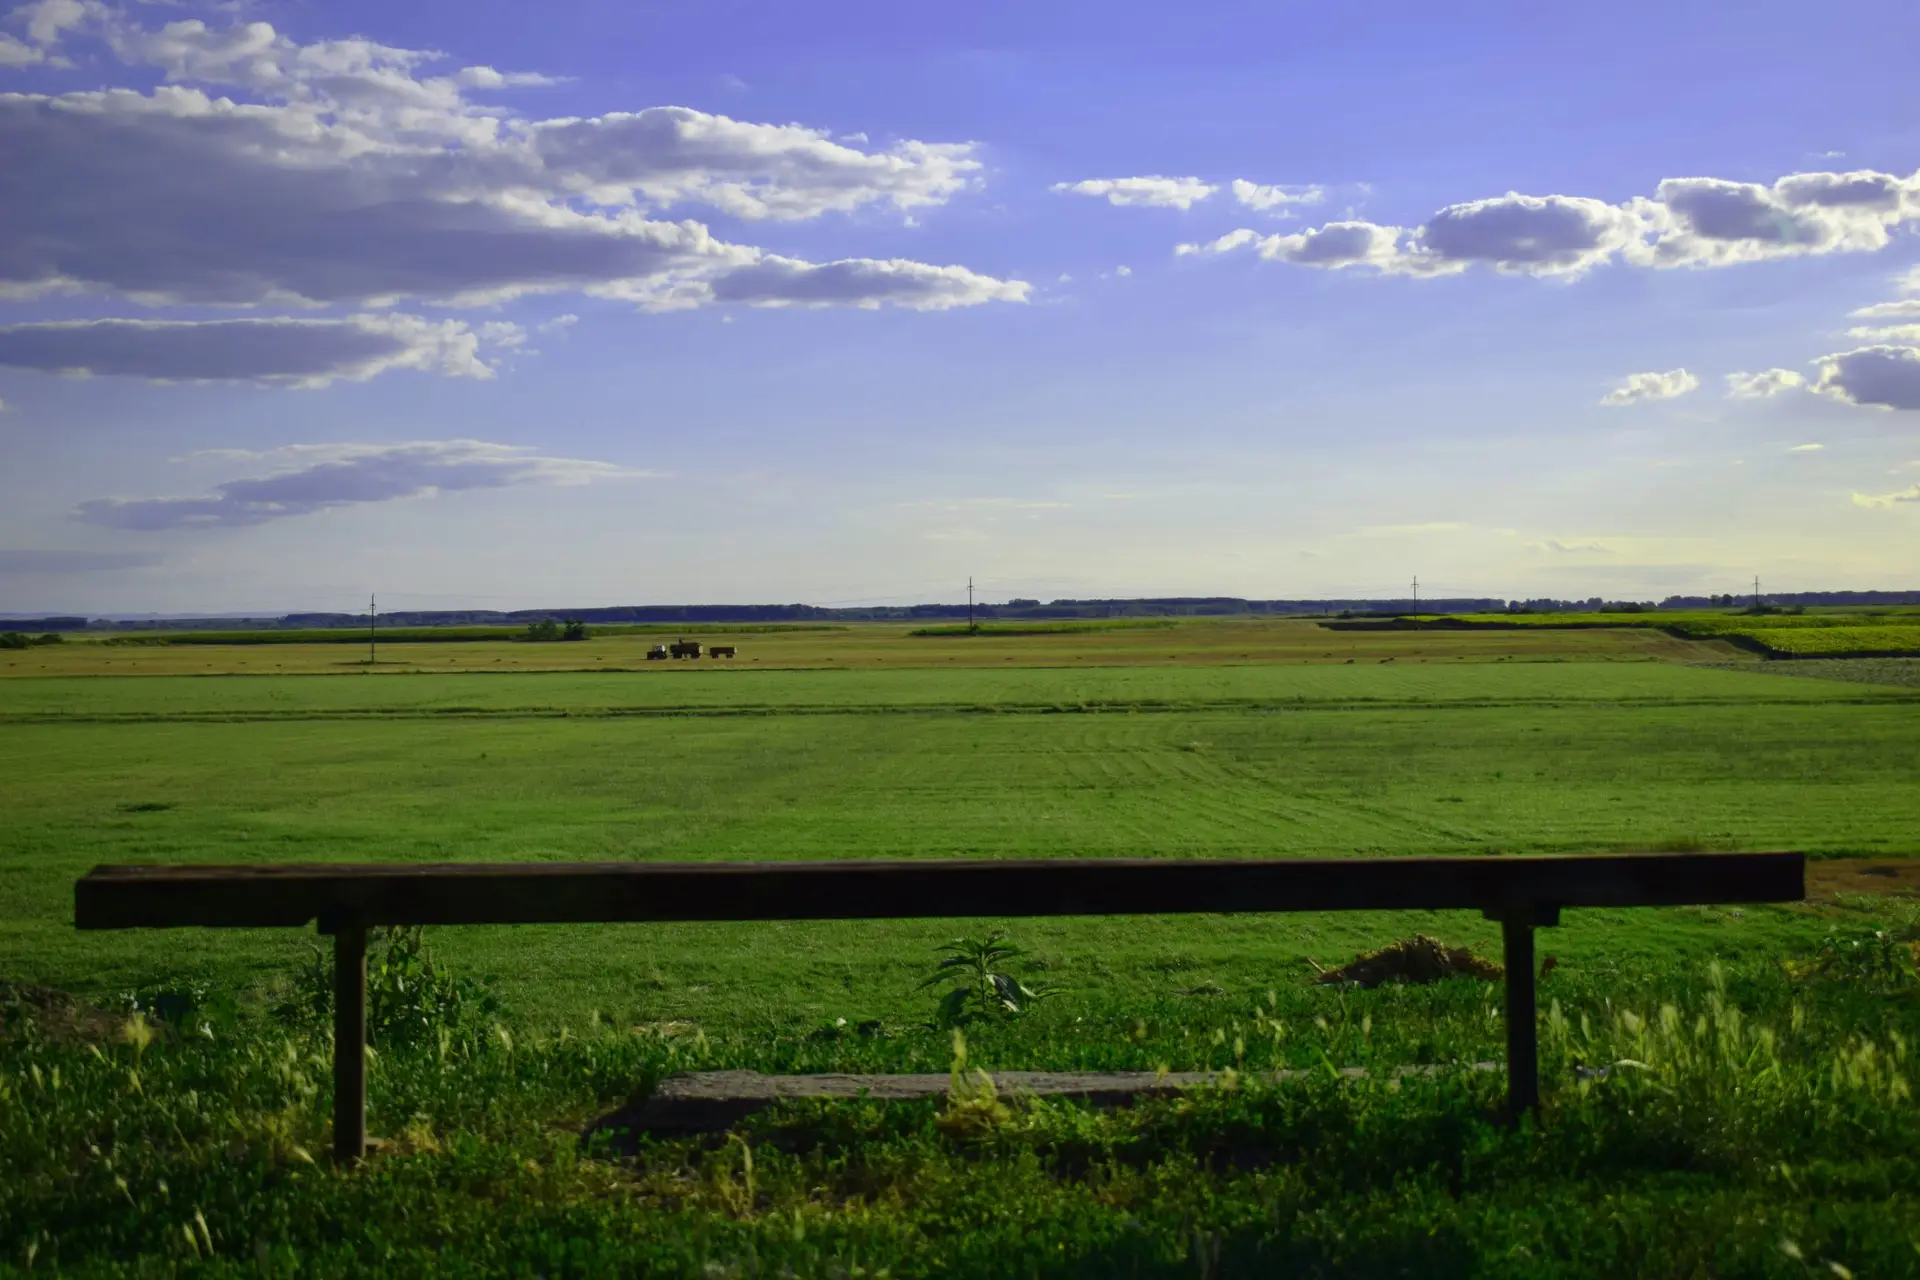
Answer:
[0, 633, 25, 650]
[521, 619, 588, 642]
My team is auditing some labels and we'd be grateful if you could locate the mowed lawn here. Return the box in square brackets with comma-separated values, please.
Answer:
[3, 658, 1915, 1025]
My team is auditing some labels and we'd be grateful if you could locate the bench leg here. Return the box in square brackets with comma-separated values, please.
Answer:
[332, 920, 367, 1166]
[1500, 916, 1538, 1121]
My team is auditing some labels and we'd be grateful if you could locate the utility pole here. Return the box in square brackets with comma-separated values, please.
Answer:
[1752, 575, 1762, 611]
[1411, 575, 1419, 609]
[368, 593, 376, 665]
[967, 577, 975, 632]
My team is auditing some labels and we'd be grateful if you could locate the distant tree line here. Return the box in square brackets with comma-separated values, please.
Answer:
[38, 588, 1920, 635]
[0, 632, 65, 649]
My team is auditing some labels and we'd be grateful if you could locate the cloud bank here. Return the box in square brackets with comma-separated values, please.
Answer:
[75, 440, 648, 530]
[0, 315, 512, 386]
[1180, 169, 1920, 279]
[0, 8, 1023, 313]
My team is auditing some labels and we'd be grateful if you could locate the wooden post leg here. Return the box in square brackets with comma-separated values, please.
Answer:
[1501, 915, 1538, 1121]
[332, 920, 367, 1166]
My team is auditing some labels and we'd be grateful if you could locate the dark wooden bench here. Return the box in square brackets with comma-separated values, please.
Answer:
[75, 852, 1803, 1164]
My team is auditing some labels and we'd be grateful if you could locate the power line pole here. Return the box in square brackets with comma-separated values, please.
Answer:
[1412, 575, 1419, 609]
[1752, 575, 1762, 611]
[967, 576, 975, 632]
[368, 593, 376, 666]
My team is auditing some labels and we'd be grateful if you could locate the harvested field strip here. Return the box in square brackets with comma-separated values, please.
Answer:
[11, 692, 1920, 725]
[0, 661, 1907, 723]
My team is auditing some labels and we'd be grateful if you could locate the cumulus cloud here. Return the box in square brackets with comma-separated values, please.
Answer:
[1182, 195, 1652, 278]
[1851, 323, 1920, 343]
[1812, 345, 1920, 410]
[1051, 176, 1216, 209]
[1851, 484, 1920, 507]
[0, 315, 506, 386]
[1183, 168, 1920, 280]
[1848, 298, 1920, 321]
[0, 32, 41, 64]
[1725, 368, 1807, 398]
[1601, 368, 1700, 406]
[1180, 221, 1419, 272]
[1230, 179, 1324, 213]
[704, 256, 1029, 310]
[0, 11, 1020, 313]
[75, 440, 649, 531]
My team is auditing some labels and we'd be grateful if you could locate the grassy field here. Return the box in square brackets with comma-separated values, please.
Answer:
[4, 657, 1917, 1021]
[1373, 608, 1920, 659]
[0, 616, 1735, 676]
[3, 623, 1917, 1276]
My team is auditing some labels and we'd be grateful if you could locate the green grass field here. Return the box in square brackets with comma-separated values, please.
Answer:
[4, 658, 1917, 1020]
[1391, 608, 1920, 658]
[4, 630, 1917, 1276]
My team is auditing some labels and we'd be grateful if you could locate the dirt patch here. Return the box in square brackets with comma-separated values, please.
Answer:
[1313, 935, 1504, 987]
[1807, 859, 1920, 901]
[0, 981, 124, 1043]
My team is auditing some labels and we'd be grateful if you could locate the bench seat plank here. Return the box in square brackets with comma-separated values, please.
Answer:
[76, 852, 1804, 930]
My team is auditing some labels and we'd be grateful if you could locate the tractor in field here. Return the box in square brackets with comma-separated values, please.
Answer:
[710, 645, 737, 659]
[669, 639, 703, 659]
[646, 644, 669, 660]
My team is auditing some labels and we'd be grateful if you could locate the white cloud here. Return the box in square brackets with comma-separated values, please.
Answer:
[0, 31, 41, 64]
[1536, 539, 1613, 553]
[701, 256, 1029, 310]
[1601, 368, 1700, 406]
[1114, 264, 1132, 277]
[74, 440, 649, 530]
[1849, 299, 1920, 320]
[1185, 168, 1920, 280]
[1851, 484, 1920, 507]
[1851, 323, 1920, 344]
[1230, 179, 1324, 213]
[1051, 176, 1217, 210]
[536, 314, 578, 333]
[15, 0, 88, 48]
[1181, 221, 1422, 272]
[1897, 265, 1920, 294]
[454, 65, 563, 90]
[0, 12, 1020, 314]
[1725, 368, 1807, 398]
[0, 315, 501, 386]
[1788, 443, 1824, 452]
[1813, 345, 1920, 411]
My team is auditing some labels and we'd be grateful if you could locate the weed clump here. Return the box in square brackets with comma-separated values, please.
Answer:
[1313, 935, 1504, 988]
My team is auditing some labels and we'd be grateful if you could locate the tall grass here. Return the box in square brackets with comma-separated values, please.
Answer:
[3, 938, 1915, 1277]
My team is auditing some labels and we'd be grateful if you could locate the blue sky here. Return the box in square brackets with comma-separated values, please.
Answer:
[3, 0, 1918, 614]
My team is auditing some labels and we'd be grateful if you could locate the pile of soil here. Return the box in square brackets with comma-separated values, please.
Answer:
[1314, 935, 1504, 988]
